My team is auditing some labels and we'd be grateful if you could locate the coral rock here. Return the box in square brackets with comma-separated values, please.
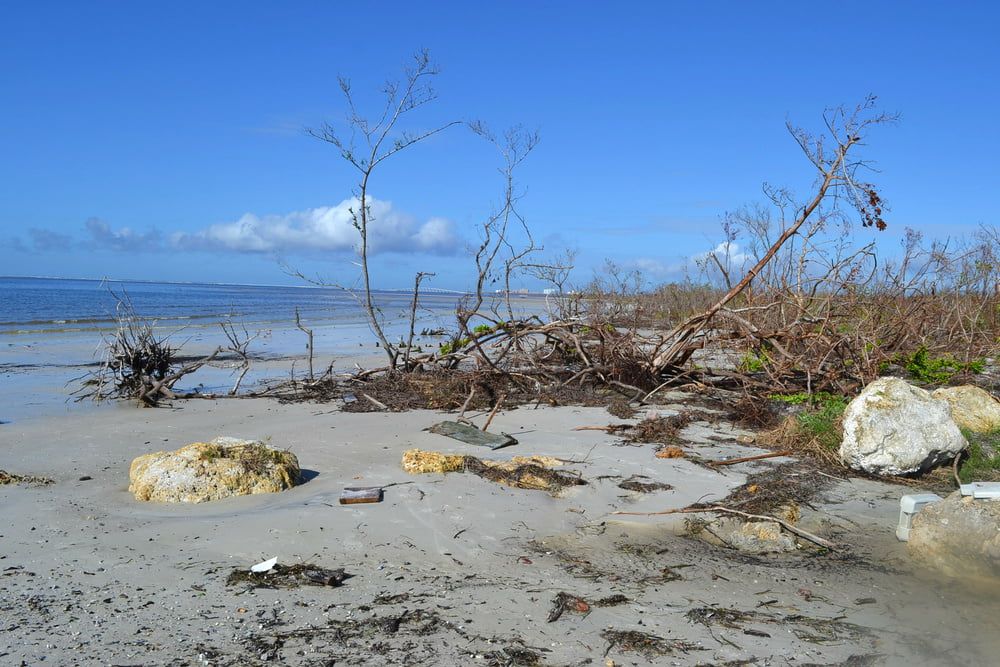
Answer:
[129, 437, 299, 503]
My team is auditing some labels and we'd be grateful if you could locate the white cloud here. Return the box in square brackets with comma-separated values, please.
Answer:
[173, 198, 460, 256]
[693, 241, 750, 268]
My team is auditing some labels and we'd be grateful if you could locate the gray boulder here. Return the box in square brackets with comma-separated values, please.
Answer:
[840, 377, 966, 475]
[908, 491, 1000, 579]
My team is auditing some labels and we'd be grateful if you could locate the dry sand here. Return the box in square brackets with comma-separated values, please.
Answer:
[3, 393, 999, 666]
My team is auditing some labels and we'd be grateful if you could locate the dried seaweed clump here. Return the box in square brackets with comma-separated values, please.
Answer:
[226, 563, 349, 589]
[601, 629, 704, 657]
[0, 470, 54, 486]
[401, 449, 585, 494]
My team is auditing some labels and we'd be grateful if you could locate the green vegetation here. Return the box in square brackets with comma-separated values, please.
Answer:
[738, 349, 770, 373]
[898, 346, 985, 384]
[958, 429, 1000, 484]
[771, 391, 845, 407]
[794, 395, 849, 452]
[439, 323, 506, 356]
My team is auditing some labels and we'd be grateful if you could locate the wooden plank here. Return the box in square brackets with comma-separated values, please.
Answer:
[426, 421, 518, 450]
[339, 487, 384, 504]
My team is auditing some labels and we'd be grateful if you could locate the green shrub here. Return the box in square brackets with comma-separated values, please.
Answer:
[794, 396, 848, 452]
[899, 346, 984, 384]
[958, 429, 1000, 484]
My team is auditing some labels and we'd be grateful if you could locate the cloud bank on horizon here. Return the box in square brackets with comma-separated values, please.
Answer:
[11, 197, 461, 258]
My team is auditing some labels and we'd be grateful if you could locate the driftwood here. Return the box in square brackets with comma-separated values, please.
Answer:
[613, 504, 838, 550]
[707, 450, 793, 467]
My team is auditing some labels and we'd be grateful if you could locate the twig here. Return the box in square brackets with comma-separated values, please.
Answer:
[457, 387, 477, 424]
[707, 450, 794, 467]
[612, 504, 839, 550]
[360, 392, 388, 411]
[481, 393, 506, 432]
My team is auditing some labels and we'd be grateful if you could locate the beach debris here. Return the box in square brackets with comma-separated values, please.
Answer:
[614, 504, 838, 550]
[706, 450, 793, 467]
[128, 437, 300, 503]
[932, 385, 1000, 433]
[685, 606, 871, 645]
[655, 445, 685, 459]
[401, 449, 584, 494]
[617, 475, 673, 493]
[601, 629, 704, 658]
[840, 377, 966, 475]
[702, 517, 798, 554]
[339, 486, 384, 504]
[547, 592, 591, 622]
[227, 562, 349, 589]
[251, 556, 278, 573]
[426, 420, 517, 449]
[896, 493, 942, 541]
[0, 470, 54, 486]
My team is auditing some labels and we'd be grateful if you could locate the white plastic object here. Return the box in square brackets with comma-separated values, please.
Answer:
[959, 482, 1000, 499]
[896, 493, 942, 542]
[250, 556, 278, 573]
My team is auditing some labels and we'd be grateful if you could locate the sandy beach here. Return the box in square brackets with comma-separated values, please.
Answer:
[4, 388, 999, 666]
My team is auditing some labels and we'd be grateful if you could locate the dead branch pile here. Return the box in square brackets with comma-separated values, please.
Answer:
[76, 288, 220, 406]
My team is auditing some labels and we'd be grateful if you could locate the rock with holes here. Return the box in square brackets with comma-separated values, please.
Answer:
[839, 377, 967, 476]
[908, 491, 1000, 579]
[128, 437, 300, 503]
[701, 517, 797, 554]
[932, 385, 1000, 434]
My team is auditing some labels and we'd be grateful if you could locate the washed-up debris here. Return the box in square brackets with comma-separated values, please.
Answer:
[340, 486, 384, 504]
[426, 420, 517, 449]
[0, 470, 54, 486]
[227, 563, 350, 589]
[402, 449, 584, 494]
[251, 556, 278, 573]
[686, 606, 871, 644]
[594, 594, 629, 607]
[617, 475, 673, 493]
[614, 504, 838, 550]
[707, 450, 793, 467]
[655, 445, 685, 459]
[547, 592, 591, 622]
[601, 629, 704, 658]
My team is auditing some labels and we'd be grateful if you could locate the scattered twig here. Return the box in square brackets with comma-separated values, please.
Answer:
[707, 450, 794, 467]
[613, 504, 839, 550]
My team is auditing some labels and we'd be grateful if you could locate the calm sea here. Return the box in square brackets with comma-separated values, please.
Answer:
[0, 276, 464, 335]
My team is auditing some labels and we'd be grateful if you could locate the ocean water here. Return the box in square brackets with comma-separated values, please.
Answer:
[0, 276, 463, 335]
[0, 277, 474, 421]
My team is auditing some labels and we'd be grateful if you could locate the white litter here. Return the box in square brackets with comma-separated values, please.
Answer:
[896, 493, 942, 541]
[959, 482, 1000, 499]
[250, 556, 278, 573]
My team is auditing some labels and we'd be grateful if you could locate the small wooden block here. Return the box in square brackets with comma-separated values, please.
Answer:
[339, 487, 384, 504]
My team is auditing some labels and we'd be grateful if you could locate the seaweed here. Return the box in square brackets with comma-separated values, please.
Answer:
[617, 475, 673, 493]
[0, 470, 54, 486]
[601, 629, 705, 657]
[225, 563, 349, 589]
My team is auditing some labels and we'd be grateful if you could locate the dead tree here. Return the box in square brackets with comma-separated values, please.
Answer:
[78, 287, 221, 406]
[220, 318, 260, 395]
[309, 49, 460, 370]
[652, 96, 897, 375]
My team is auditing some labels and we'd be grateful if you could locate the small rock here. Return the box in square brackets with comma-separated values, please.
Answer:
[703, 517, 797, 554]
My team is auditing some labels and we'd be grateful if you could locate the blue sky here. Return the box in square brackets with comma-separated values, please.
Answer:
[1, 1, 997, 290]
